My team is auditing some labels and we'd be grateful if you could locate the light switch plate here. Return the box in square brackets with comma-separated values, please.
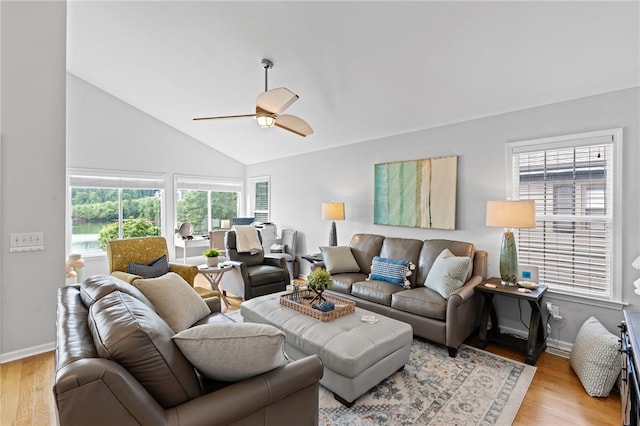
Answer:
[10, 232, 44, 252]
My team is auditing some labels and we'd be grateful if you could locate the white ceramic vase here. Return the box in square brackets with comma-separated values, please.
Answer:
[206, 256, 219, 267]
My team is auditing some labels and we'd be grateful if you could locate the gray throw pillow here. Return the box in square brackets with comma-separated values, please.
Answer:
[424, 248, 471, 299]
[128, 254, 170, 279]
[320, 246, 360, 274]
[570, 316, 620, 397]
[134, 272, 210, 333]
[173, 323, 288, 381]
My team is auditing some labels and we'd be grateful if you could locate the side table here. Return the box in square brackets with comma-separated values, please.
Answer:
[476, 277, 548, 365]
[198, 264, 233, 306]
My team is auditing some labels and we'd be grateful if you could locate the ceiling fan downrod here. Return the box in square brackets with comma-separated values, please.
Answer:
[262, 58, 273, 92]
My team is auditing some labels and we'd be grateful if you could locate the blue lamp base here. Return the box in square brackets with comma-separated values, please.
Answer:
[500, 230, 518, 285]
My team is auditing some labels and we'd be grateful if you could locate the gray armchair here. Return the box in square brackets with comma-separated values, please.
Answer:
[224, 230, 290, 300]
[269, 229, 298, 279]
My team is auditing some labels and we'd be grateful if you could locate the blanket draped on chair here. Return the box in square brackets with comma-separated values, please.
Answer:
[234, 225, 262, 254]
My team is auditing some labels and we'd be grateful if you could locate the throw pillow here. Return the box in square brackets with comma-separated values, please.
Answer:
[173, 323, 288, 381]
[570, 316, 620, 397]
[424, 248, 472, 299]
[319, 246, 360, 274]
[134, 272, 210, 333]
[128, 254, 170, 279]
[369, 256, 415, 287]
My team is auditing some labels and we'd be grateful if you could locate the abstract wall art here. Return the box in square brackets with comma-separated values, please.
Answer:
[374, 155, 457, 230]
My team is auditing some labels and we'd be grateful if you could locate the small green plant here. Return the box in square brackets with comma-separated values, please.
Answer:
[202, 248, 220, 257]
[307, 268, 333, 291]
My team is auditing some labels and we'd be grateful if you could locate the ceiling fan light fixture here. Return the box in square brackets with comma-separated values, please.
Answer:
[256, 115, 276, 128]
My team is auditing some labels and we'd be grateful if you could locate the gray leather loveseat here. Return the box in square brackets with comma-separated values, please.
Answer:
[317, 234, 488, 356]
[54, 275, 323, 426]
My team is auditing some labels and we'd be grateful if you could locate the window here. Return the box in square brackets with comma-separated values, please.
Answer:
[175, 176, 242, 235]
[68, 170, 166, 255]
[248, 176, 270, 222]
[508, 128, 621, 301]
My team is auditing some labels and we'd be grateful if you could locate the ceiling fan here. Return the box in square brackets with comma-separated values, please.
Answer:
[193, 59, 313, 137]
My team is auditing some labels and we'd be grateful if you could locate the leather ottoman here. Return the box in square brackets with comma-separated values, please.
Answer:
[241, 292, 413, 406]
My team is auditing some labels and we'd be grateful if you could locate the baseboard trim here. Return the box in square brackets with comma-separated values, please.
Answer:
[499, 324, 573, 355]
[0, 341, 55, 364]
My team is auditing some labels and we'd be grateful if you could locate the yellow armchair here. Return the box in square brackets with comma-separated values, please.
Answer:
[106, 236, 216, 299]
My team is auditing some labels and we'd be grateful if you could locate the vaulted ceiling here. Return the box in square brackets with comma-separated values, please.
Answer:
[67, 1, 639, 165]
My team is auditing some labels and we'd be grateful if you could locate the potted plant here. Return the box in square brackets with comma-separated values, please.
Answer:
[306, 268, 333, 305]
[203, 248, 220, 267]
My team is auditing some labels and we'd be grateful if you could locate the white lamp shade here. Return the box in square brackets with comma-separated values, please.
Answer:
[322, 202, 345, 221]
[486, 200, 536, 229]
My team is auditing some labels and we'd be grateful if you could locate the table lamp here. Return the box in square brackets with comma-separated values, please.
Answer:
[322, 202, 345, 246]
[486, 200, 536, 285]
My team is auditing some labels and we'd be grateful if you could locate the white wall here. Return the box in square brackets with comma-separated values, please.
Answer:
[66, 73, 246, 277]
[1, 1, 67, 360]
[247, 87, 640, 350]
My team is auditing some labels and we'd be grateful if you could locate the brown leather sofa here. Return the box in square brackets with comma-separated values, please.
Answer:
[319, 234, 488, 357]
[54, 275, 323, 426]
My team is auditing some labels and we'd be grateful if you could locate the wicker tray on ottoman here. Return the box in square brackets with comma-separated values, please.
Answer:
[280, 290, 355, 321]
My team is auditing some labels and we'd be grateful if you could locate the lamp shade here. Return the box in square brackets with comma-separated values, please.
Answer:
[486, 200, 536, 229]
[322, 202, 345, 221]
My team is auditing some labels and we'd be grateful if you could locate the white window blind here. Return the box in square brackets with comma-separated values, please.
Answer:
[509, 129, 621, 299]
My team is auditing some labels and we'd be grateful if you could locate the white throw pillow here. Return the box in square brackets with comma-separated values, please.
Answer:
[320, 246, 360, 274]
[172, 323, 288, 381]
[570, 316, 620, 397]
[134, 272, 210, 333]
[424, 249, 471, 299]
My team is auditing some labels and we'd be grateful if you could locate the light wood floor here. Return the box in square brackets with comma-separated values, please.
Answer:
[1, 282, 621, 425]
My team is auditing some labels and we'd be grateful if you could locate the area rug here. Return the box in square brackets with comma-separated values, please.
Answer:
[224, 310, 535, 425]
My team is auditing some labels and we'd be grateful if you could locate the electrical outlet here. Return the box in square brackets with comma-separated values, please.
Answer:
[547, 303, 562, 320]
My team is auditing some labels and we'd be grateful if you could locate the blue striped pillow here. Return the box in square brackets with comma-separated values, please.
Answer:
[369, 256, 410, 286]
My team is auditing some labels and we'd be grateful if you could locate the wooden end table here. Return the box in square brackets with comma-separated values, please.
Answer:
[476, 277, 548, 365]
[198, 264, 233, 306]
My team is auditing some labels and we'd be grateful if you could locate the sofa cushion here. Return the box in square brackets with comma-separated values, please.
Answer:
[134, 272, 211, 333]
[173, 323, 288, 381]
[88, 291, 202, 408]
[348, 234, 386, 274]
[570, 316, 620, 397]
[379, 237, 423, 285]
[351, 280, 406, 306]
[128, 254, 170, 279]
[80, 274, 154, 308]
[391, 287, 448, 321]
[369, 256, 415, 287]
[328, 272, 369, 295]
[247, 264, 288, 286]
[424, 249, 472, 299]
[417, 240, 475, 285]
[320, 246, 361, 274]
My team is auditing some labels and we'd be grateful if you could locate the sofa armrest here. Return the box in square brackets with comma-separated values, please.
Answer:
[111, 270, 141, 284]
[169, 263, 199, 285]
[166, 355, 324, 426]
[55, 358, 166, 426]
[445, 275, 484, 350]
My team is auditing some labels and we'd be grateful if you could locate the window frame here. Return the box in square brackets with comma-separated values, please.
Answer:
[247, 175, 271, 222]
[66, 168, 167, 258]
[506, 128, 623, 303]
[174, 174, 243, 234]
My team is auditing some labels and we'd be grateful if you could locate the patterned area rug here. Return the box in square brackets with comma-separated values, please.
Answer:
[224, 310, 535, 425]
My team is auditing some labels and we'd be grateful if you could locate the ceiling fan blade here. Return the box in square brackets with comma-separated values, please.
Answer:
[256, 88, 299, 115]
[274, 114, 314, 137]
[193, 113, 256, 121]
